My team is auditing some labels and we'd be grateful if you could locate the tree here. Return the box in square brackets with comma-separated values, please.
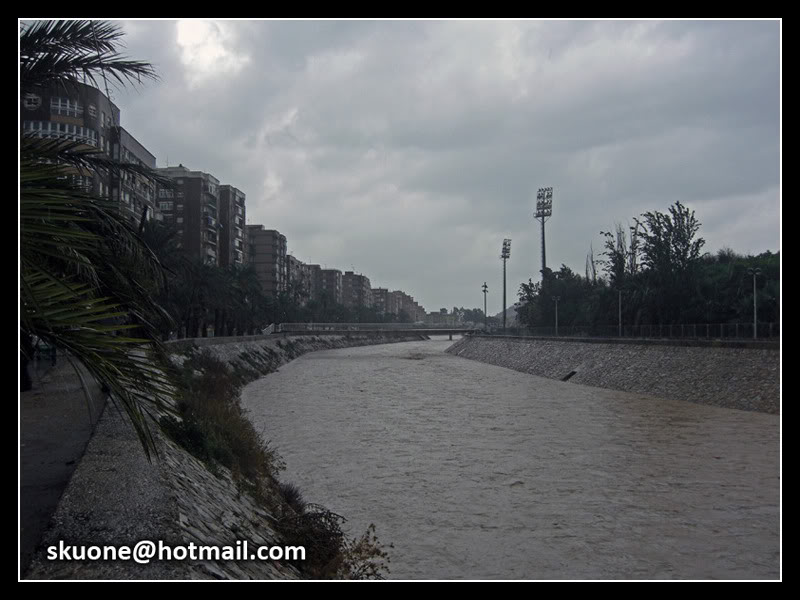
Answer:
[20, 20, 171, 458]
[635, 201, 706, 324]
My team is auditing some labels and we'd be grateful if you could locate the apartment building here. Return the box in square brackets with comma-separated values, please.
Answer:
[157, 165, 221, 265]
[247, 225, 287, 298]
[389, 290, 425, 322]
[286, 254, 312, 304]
[218, 185, 247, 267]
[304, 264, 323, 303]
[117, 127, 157, 223]
[320, 269, 343, 304]
[371, 288, 389, 315]
[342, 271, 372, 310]
[21, 81, 158, 224]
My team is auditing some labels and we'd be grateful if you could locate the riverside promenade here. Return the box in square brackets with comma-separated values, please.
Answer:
[20, 357, 107, 577]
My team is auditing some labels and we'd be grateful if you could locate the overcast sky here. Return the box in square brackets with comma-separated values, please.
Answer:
[101, 19, 779, 313]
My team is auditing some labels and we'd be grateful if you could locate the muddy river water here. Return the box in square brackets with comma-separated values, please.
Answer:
[241, 338, 779, 579]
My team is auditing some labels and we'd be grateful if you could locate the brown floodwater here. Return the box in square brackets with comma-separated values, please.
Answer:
[241, 338, 780, 580]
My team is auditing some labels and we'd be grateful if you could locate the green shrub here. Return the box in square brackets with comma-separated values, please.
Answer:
[163, 351, 284, 482]
[163, 346, 391, 579]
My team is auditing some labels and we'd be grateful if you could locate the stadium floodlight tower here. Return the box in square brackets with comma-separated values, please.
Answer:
[535, 187, 554, 279]
[501, 239, 511, 330]
[482, 282, 489, 331]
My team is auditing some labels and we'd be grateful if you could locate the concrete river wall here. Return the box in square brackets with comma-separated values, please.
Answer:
[446, 336, 780, 414]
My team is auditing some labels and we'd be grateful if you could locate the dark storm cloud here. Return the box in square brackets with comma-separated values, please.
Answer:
[109, 19, 779, 312]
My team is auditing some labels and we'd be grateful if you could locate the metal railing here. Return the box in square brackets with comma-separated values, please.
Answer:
[276, 322, 472, 332]
[488, 322, 780, 341]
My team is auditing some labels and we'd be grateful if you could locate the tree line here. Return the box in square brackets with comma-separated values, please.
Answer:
[516, 201, 779, 332]
[139, 220, 419, 339]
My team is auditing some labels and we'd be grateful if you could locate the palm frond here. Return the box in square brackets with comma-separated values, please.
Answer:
[20, 20, 157, 94]
[21, 266, 176, 458]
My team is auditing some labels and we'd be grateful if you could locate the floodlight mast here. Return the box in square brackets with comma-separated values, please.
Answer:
[501, 239, 511, 330]
[482, 282, 488, 331]
[535, 187, 554, 279]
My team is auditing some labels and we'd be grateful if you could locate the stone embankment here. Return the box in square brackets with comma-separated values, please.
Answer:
[26, 333, 421, 580]
[447, 336, 780, 414]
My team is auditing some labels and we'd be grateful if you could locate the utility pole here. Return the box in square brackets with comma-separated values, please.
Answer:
[748, 268, 761, 339]
[501, 239, 511, 330]
[553, 295, 560, 336]
[482, 282, 488, 331]
[618, 289, 622, 337]
[534, 187, 553, 279]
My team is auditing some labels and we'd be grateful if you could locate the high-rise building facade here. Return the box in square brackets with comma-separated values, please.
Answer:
[218, 185, 247, 267]
[21, 81, 158, 224]
[286, 254, 311, 304]
[118, 127, 157, 223]
[304, 264, 323, 303]
[247, 225, 287, 298]
[342, 271, 372, 310]
[371, 288, 389, 314]
[387, 290, 424, 322]
[157, 165, 221, 265]
[320, 269, 343, 304]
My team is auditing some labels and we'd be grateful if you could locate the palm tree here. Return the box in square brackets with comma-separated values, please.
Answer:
[20, 20, 172, 459]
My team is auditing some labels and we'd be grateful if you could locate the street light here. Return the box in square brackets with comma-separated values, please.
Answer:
[553, 295, 560, 336]
[482, 282, 488, 331]
[747, 268, 762, 340]
[501, 239, 511, 330]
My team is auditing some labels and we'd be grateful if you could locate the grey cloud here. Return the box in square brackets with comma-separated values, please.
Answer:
[109, 19, 779, 310]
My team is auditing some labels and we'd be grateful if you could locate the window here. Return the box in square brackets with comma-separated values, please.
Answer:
[88, 104, 97, 118]
[159, 201, 174, 211]
[50, 97, 83, 117]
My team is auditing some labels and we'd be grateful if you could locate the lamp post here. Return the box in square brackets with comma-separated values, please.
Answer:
[501, 239, 511, 331]
[618, 289, 622, 338]
[553, 295, 560, 337]
[482, 282, 488, 331]
[748, 268, 761, 339]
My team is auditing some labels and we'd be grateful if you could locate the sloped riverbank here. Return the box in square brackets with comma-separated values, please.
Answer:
[25, 334, 420, 580]
[446, 336, 780, 414]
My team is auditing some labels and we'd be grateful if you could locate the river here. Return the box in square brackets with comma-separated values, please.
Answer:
[240, 338, 779, 580]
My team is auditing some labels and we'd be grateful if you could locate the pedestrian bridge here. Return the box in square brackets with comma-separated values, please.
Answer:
[275, 323, 476, 340]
